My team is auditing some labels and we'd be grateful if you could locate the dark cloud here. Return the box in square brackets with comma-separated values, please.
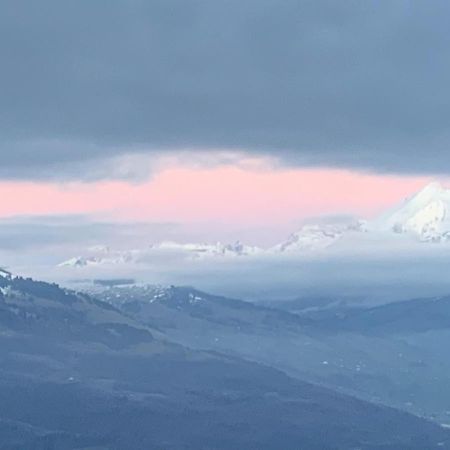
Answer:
[2, 0, 450, 178]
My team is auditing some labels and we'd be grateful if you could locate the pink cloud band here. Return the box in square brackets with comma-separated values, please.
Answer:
[0, 165, 434, 226]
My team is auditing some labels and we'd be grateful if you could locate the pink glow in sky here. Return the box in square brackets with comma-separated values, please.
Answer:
[0, 165, 437, 228]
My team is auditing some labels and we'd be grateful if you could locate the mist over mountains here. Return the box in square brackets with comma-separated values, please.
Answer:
[57, 182, 450, 268]
[30, 182, 450, 303]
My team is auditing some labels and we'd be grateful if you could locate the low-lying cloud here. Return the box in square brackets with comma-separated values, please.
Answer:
[7, 236, 450, 305]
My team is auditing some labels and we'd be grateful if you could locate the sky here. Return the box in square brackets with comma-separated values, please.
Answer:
[0, 159, 437, 244]
[3, 1, 450, 294]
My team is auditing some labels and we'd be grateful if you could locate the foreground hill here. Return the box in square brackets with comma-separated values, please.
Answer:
[0, 273, 449, 449]
[87, 283, 450, 425]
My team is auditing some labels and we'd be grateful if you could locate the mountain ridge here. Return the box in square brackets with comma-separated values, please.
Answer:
[58, 182, 450, 267]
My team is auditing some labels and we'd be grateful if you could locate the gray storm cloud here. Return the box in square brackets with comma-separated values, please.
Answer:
[2, 1, 450, 178]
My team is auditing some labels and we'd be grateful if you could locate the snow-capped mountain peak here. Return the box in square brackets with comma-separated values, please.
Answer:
[58, 249, 138, 267]
[376, 181, 450, 241]
[273, 220, 366, 253]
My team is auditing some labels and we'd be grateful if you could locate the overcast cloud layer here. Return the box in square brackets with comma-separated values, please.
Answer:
[2, 1, 450, 179]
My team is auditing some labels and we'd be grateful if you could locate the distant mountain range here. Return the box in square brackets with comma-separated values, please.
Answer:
[58, 182, 450, 267]
[270, 181, 450, 250]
